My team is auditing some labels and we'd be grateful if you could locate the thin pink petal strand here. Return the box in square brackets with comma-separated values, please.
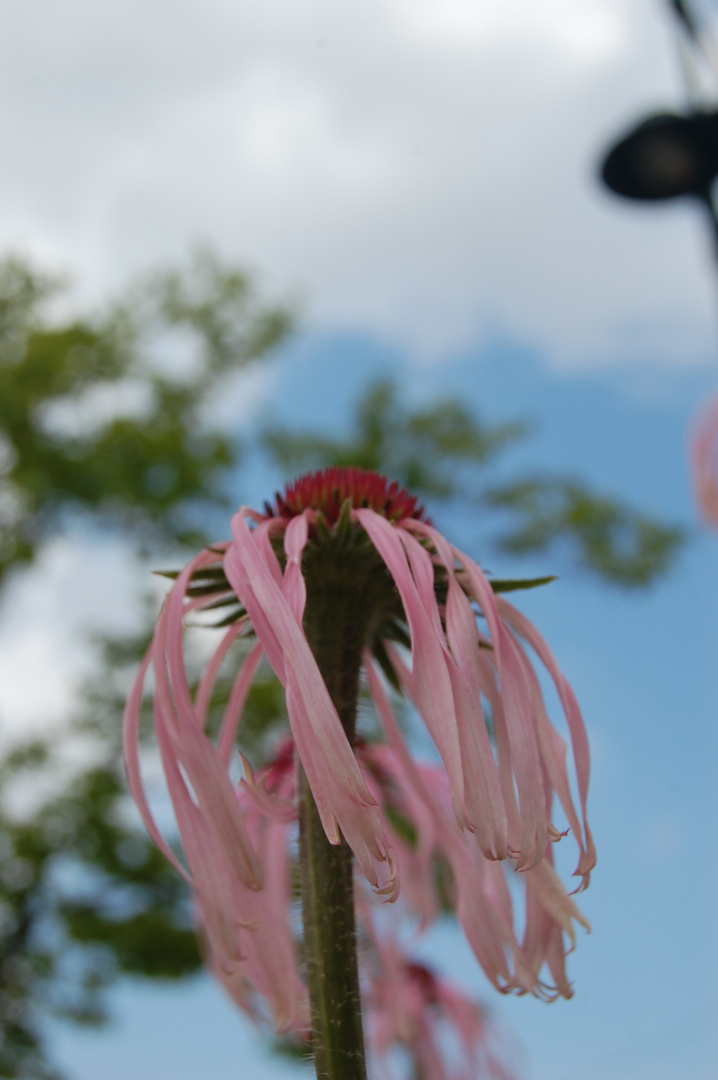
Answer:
[123, 647, 191, 882]
[282, 512, 309, 623]
[691, 393, 718, 526]
[153, 584, 263, 889]
[195, 620, 245, 728]
[224, 522, 288, 684]
[218, 642, 264, 767]
[359, 742, 439, 926]
[239, 754, 296, 825]
[229, 754, 309, 1032]
[255, 518, 285, 588]
[397, 526, 446, 642]
[130, 546, 309, 1032]
[523, 857, 591, 942]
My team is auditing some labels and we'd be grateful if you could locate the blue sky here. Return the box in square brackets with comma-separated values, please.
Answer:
[2, 1, 718, 1077]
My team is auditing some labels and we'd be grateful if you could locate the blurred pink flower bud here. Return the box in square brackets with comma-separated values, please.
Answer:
[690, 394, 718, 526]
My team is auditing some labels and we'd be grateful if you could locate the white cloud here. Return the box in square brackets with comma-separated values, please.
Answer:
[0, 536, 148, 741]
[394, 0, 624, 61]
[0, 0, 714, 367]
[199, 354, 282, 429]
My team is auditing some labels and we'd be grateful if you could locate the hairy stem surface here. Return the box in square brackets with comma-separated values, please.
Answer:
[299, 582, 368, 1080]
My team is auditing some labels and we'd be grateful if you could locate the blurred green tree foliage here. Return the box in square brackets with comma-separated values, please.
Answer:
[0, 249, 292, 577]
[0, 250, 293, 1078]
[263, 378, 683, 586]
[0, 251, 684, 1078]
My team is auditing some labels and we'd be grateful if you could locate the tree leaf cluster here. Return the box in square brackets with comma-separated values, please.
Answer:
[0, 745, 199, 1079]
[0, 249, 292, 577]
[0, 250, 293, 1078]
[264, 378, 684, 587]
[263, 377, 526, 501]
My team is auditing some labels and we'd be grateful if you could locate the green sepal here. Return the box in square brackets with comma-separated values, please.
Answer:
[370, 639, 402, 692]
[384, 804, 418, 848]
[154, 565, 226, 582]
[200, 595, 245, 614]
[205, 608, 251, 629]
[378, 619, 411, 651]
[154, 564, 232, 599]
[184, 581, 232, 598]
[333, 498, 354, 545]
[315, 512, 333, 546]
[488, 574, 557, 593]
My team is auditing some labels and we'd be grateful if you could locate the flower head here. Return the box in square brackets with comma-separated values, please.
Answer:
[124, 466, 595, 1034]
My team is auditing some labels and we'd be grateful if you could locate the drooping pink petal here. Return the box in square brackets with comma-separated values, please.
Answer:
[195, 619, 246, 728]
[225, 511, 370, 808]
[366, 658, 521, 992]
[401, 519, 550, 869]
[366, 656, 588, 999]
[354, 509, 467, 823]
[239, 752, 297, 825]
[255, 517, 285, 588]
[225, 508, 396, 894]
[359, 739, 440, 928]
[495, 596, 595, 886]
[521, 854, 591, 945]
[232, 823, 309, 1032]
[224, 522, 288, 684]
[288, 671, 397, 894]
[217, 642, 264, 766]
[405, 522, 508, 857]
[282, 512, 309, 622]
[123, 552, 261, 892]
[226, 511, 372, 801]
[153, 578, 263, 889]
[204, 749, 308, 1033]
[155, 721, 252, 968]
[123, 647, 191, 883]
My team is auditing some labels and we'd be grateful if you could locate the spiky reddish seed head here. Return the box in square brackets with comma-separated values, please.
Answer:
[267, 467, 428, 525]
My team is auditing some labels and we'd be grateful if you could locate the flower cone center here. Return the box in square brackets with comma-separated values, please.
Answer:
[269, 466, 427, 525]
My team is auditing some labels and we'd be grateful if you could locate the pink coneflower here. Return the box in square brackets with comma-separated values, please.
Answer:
[364, 916, 516, 1080]
[690, 394, 718, 526]
[124, 467, 595, 1075]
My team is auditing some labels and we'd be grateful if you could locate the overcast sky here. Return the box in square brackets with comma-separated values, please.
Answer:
[1, 0, 718, 366]
[2, 3, 718, 1080]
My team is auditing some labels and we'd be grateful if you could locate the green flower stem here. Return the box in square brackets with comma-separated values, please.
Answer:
[298, 770, 366, 1080]
[299, 583, 369, 1080]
